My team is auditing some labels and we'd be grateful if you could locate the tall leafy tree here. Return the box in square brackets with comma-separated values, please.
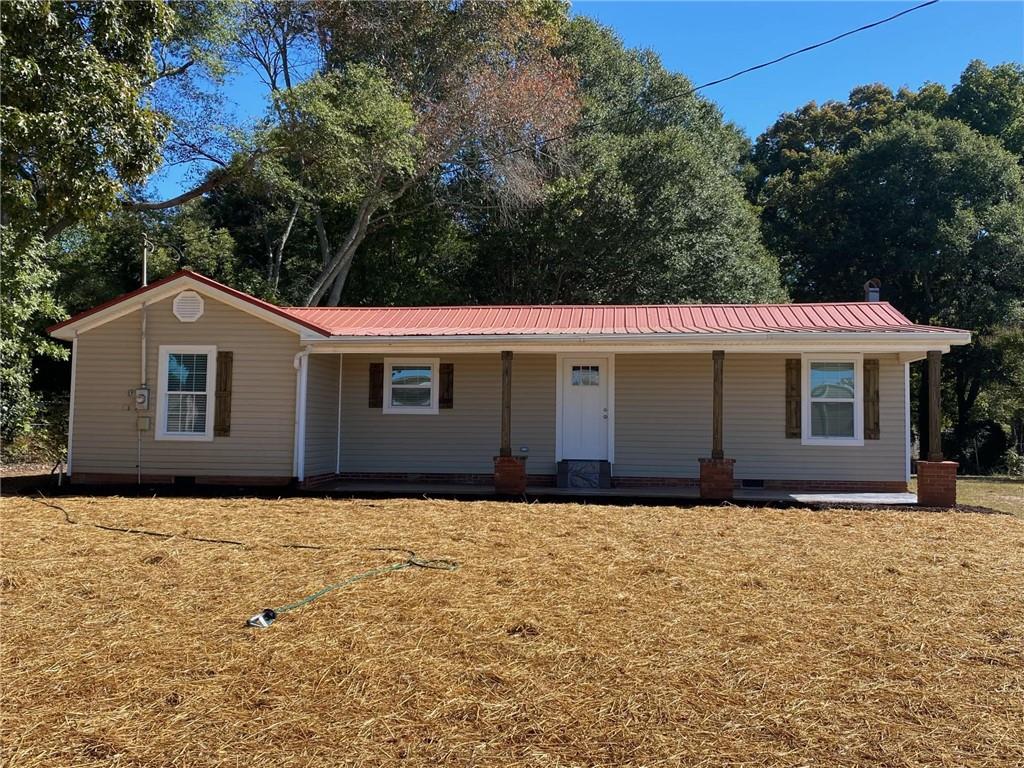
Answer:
[0, 0, 242, 441]
[451, 18, 784, 303]
[941, 60, 1024, 158]
[751, 93, 1024, 463]
[237, 0, 580, 305]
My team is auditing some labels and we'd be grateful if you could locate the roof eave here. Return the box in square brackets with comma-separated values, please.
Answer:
[48, 272, 329, 340]
[299, 329, 972, 349]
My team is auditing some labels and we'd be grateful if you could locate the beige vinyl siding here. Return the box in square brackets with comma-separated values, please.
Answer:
[339, 353, 556, 475]
[614, 354, 712, 476]
[725, 354, 906, 481]
[511, 354, 556, 475]
[304, 354, 340, 477]
[613, 353, 906, 481]
[72, 294, 299, 478]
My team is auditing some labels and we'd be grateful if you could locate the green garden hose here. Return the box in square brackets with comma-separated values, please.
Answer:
[246, 548, 459, 628]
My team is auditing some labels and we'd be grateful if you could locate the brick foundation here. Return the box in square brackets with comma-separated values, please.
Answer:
[699, 458, 735, 500]
[494, 456, 528, 495]
[612, 476, 699, 488]
[71, 473, 291, 487]
[916, 461, 958, 507]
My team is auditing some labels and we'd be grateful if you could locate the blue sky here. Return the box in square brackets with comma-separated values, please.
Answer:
[149, 1, 1023, 199]
[575, 1, 1023, 138]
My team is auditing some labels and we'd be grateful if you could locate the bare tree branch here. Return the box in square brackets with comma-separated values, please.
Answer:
[120, 150, 268, 211]
[145, 58, 196, 86]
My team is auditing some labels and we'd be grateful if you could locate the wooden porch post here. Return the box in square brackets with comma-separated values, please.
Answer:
[494, 351, 526, 493]
[927, 350, 942, 461]
[699, 350, 733, 500]
[917, 349, 957, 507]
[500, 350, 512, 457]
[712, 350, 724, 460]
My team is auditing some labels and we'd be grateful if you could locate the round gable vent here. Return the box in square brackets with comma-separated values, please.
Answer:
[172, 290, 204, 322]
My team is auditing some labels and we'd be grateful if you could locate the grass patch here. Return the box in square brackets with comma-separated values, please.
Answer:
[2, 495, 1023, 766]
[911, 476, 1024, 517]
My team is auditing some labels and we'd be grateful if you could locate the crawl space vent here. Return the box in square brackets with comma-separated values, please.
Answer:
[172, 290, 204, 322]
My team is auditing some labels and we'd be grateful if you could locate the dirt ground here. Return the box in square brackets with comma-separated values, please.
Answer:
[1, 494, 1022, 767]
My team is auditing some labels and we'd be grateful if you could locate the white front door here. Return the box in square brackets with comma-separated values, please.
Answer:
[561, 357, 609, 460]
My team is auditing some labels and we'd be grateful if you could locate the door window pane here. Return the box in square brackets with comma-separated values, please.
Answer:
[571, 365, 600, 386]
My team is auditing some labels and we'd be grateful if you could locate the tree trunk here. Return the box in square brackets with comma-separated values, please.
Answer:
[304, 198, 376, 305]
[313, 206, 331, 268]
[270, 199, 301, 291]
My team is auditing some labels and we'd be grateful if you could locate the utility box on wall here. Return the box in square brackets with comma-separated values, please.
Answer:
[133, 386, 150, 410]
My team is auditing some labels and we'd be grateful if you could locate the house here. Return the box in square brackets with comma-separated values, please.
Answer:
[48, 270, 970, 505]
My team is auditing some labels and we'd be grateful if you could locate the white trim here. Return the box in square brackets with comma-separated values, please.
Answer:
[66, 335, 78, 475]
[49, 276, 327, 341]
[555, 353, 615, 464]
[801, 353, 864, 446]
[155, 345, 217, 441]
[335, 353, 343, 475]
[382, 358, 440, 415]
[301, 336, 968, 355]
[905, 362, 912, 484]
[293, 350, 310, 480]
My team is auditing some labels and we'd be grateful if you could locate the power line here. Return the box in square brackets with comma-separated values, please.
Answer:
[490, 0, 940, 163]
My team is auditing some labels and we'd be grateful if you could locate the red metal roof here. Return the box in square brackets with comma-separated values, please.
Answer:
[281, 302, 962, 337]
[47, 270, 329, 336]
[47, 270, 967, 339]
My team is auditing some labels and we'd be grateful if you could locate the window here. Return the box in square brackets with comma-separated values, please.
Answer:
[383, 358, 439, 414]
[802, 355, 863, 445]
[571, 365, 600, 386]
[156, 345, 216, 440]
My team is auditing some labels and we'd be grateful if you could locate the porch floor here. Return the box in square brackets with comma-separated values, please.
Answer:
[307, 480, 918, 506]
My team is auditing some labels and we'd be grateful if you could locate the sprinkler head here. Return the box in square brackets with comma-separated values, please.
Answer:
[246, 608, 277, 629]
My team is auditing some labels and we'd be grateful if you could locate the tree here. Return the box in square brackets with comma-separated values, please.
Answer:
[0, 0, 244, 443]
[236, 0, 580, 305]
[448, 18, 784, 303]
[0, 0, 175, 239]
[942, 60, 1024, 158]
[752, 109, 1024, 463]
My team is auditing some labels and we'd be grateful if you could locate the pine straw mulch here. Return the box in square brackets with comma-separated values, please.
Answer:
[1, 495, 1022, 768]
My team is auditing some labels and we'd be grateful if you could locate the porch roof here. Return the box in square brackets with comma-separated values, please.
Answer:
[282, 302, 967, 338]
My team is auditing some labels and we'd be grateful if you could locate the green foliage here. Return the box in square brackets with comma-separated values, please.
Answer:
[267, 67, 421, 206]
[0, 0, 174, 236]
[0, 228, 67, 441]
[446, 18, 784, 304]
[749, 69, 1024, 471]
[942, 60, 1024, 157]
[54, 207, 237, 314]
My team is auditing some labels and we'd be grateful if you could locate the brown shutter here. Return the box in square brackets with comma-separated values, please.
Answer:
[439, 363, 454, 409]
[368, 362, 383, 408]
[785, 358, 801, 438]
[214, 351, 233, 437]
[864, 358, 880, 440]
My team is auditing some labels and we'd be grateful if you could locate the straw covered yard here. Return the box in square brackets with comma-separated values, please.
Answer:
[2, 494, 1022, 767]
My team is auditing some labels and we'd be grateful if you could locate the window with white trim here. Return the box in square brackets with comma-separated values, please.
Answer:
[802, 355, 863, 445]
[156, 345, 216, 440]
[383, 358, 439, 414]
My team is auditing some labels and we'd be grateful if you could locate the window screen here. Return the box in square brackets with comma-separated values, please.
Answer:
[165, 352, 210, 434]
[809, 362, 855, 438]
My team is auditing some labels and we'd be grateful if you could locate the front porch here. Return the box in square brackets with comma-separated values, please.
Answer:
[294, 346, 957, 506]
